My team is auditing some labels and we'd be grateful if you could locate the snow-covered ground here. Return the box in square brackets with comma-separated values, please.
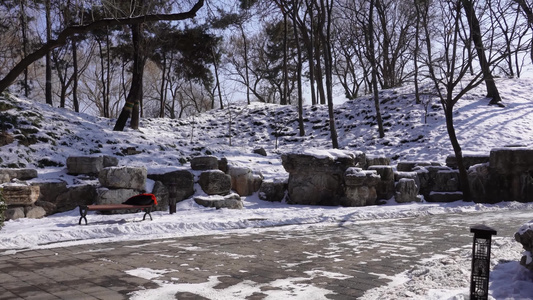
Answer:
[0, 77, 532, 299]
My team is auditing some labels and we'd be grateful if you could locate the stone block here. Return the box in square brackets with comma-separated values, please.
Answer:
[3, 184, 40, 206]
[151, 181, 169, 212]
[395, 178, 420, 203]
[96, 188, 139, 205]
[427, 192, 463, 203]
[396, 161, 440, 172]
[342, 169, 381, 207]
[54, 185, 97, 213]
[258, 179, 287, 202]
[446, 154, 489, 170]
[490, 147, 533, 175]
[98, 166, 147, 190]
[148, 170, 194, 204]
[25, 206, 46, 219]
[103, 155, 119, 168]
[199, 170, 232, 195]
[366, 156, 390, 167]
[369, 165, 395, 200]
[5, 207, 24, 220]
[191, 156, 219, 171]
[228, 166, 263, 196]
[0, 168, 38, 183]
[32, 181, 68, 204]
[67, 156, 104, 175]
[194, 193, 243, 209]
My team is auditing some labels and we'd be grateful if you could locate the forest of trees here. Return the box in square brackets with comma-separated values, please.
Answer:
[1, 0, 533, 199]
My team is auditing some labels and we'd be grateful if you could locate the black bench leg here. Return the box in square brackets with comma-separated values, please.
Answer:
[79, 206, 88, 225]
[143, 207, 153, 221]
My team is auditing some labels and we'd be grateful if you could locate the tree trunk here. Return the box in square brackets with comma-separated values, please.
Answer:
[444, 104, 470, 201]
[368, 0, 385, 138]
[281, 13, 289, 105]
[292, 0, 305, 137]
[20, 0, 30, 97]
[72, 38, 79, 112]
[461, 0, 503, 106]
[45, 0, 53, 106]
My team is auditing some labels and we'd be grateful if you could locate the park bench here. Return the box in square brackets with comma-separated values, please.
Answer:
[78, 193, 157, 225]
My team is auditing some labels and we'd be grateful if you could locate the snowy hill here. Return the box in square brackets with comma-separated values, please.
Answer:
[1, 77, 532, 182]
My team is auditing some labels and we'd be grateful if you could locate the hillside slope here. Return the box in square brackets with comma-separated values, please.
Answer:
[0, 77, 531, 181]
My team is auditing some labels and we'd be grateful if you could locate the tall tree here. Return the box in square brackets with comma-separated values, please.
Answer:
[45, 0, 52, 106]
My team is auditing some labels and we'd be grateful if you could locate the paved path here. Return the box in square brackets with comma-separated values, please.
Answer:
[0, 209, 531, 300]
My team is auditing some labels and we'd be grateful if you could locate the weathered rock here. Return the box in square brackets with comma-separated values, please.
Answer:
[35, 200, 56, 216]
[515, 221, 533, 271]
[253, 147, 267, 156]
[95, 188, 139, 214]
[258, 179, 287, 202]
[151, 181, 169, 212]
[4, 207, 24, 220]
[98, 166, 147, 190]
[148, 170, 194, 204]
[199, 170, 232, 195]
[0, 168, 38, 183]
[342, 168, 381, 207]
[282, 150, 357, 205]
[446, 154, 490, 170]
[103, 155, 119, 168]
[67, 156, 104, 175]
[397, 161, 440, 172]
[468, 163, 492, 203]
[32, 181, 68, 204]
[369, 165, 395, 200]
[395, 178, 420, 203]
[433, 169, 460, 192]
[194, 193, 243, 209]
[54, 185, 96, 213]
[427, 192, 463, 203]
[218, 157, 228, 173]
[25, 206, 46, 219]
[228, 166, 263, 196]
[490, 147, 533, 175]
[191, 156, 219, 171]
[366, 156, 390, 167]
[2, 184, 40, 205]
[0, 131, 14, 146]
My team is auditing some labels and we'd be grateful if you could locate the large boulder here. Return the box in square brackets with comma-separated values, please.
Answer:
[194, 193, 243, 209]
[395, 178, 421, 203]
[199, 170, 232, 195]
[2, 184, 40, 206]
[341, 168, 381, 207]
[98, 166, 147, 190]
[0, 168, 38, 183]
[282, 150, 357, 206]
[4, 207, 25, 221]
[490, 147, 533, 175]
[24, 206, 46, 219]
[148, 170, 195, 204]
[54, 184, 96, 213]
[369, 165, 395, 200]
[67, 155, 119, 175]
[258, 179, 287, 202]
[515, 220, 533, 271]
[228, 166, 263, 196]
[190, 156, 219, 171]
[151, 181, 169, 212]
[446, 154, 490, 170]
[396, 161, 439, 172]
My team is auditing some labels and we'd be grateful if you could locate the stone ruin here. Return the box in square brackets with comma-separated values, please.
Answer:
[1, 146, 532, 221]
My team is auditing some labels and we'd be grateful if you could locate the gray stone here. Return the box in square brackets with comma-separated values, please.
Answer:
[397, 161, 440, 172]
[342, 168, 381, 207]
[427, 192, 463, 203]
[282, 150, 357, 205]
[35, 200, 56, 216]
[5, 207, 24, 220]
[191, 156, 219, 171]
[103, 156, 119, 168]
[95, 188, 139, 214]
[199, 170, 232, 195]
[2, 184, 40, 205]
[54, 185, 97, 213]
[515, 223, 533, 271]
[25, 206, 46, 219]
[433, 169, 460, 192]
[490, 147, 533, 175]
[468, 163, 491, 203]
[148, 170, 194, 204]
[194, 193, 243, 209]
[446, 154, 490, 170]
[253, 147, 267, 156]
[32, 181, 68, 204]
[258, 180, 287, 202]
[67, 156, 104, 175]
[395, 178, 420, 203]
[369, 165, 395, 200]
[218, 157, 228, 173]
[228, 166, 263, 196]
[0, 168, 38, 183]
[151, 181, 169, 212]
[366, 156, 390, 167]
[98, 166, 147, 190]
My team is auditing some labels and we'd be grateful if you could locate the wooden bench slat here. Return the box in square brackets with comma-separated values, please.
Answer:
[78, 204, 154, 225]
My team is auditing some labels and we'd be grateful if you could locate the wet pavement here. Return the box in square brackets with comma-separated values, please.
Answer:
[0, 209, 531, 299]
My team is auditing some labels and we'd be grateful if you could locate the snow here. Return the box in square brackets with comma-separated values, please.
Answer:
[0, 77, 533, 298]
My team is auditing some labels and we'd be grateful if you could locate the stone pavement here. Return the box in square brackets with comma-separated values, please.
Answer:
[0, 209, 531, 300]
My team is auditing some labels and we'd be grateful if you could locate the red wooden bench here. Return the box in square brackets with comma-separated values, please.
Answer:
[78, 204, 153, 225]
